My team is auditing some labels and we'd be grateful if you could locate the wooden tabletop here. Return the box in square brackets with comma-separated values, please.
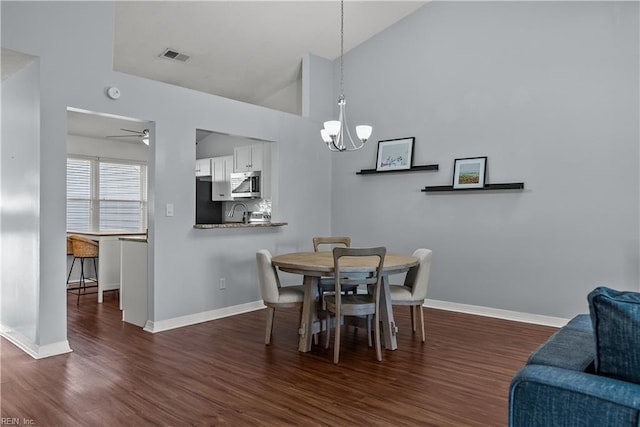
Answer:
[272, 251, 418, 276]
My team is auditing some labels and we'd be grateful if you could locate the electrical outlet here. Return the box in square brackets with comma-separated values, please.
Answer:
[219, 278, 226, 289]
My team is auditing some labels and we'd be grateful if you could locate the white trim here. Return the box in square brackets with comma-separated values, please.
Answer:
[140, 298, 569, 334]
[424, 299, 569, 328]
[143, 300, 265, 333]
[0, 325, 72, 359]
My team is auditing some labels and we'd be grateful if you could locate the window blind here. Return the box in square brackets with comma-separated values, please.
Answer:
[66, 157, 147, 232]
[66, 158, 91, 231]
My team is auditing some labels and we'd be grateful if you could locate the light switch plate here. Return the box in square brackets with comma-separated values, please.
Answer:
[165, 203, 174, 217]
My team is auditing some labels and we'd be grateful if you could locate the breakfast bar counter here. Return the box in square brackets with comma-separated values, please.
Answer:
[67, 230, 147, 303]
[194, 222, 287, 229]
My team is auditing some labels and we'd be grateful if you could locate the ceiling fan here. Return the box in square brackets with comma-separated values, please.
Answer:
[106, 128, 150, 145]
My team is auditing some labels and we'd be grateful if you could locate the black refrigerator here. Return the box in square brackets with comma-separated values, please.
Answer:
[195, 180, 224, 224]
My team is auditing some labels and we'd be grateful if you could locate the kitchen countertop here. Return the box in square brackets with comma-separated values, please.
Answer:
[119, 236, 148, 243]
[68, 230, 147, 237]
[194, 221, 287, 229]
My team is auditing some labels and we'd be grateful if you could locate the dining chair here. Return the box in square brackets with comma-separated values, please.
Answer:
[312, 236, 359, 295]
[313, 236, 359, 339]
[256, 249, 306, 345]
[389, 248, 433, 342]
[68, 235, 99, 305]
[324, 246, 386, 364]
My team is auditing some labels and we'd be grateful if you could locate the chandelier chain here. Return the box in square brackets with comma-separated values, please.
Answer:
[319, 0, 372, 152]
[340, 0, 344, 97]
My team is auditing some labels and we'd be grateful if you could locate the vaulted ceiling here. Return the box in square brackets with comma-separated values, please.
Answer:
[113, 1, 427, 114]
[3, 2, 427, 140]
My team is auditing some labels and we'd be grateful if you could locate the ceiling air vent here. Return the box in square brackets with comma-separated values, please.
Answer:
[159, 48, 190, 63]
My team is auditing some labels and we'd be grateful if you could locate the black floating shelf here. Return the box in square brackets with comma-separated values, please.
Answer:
[422, 182, 525, 192]
[357, 164, 439, 175]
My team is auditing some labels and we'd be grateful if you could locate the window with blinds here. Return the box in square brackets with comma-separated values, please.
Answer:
[66, 157, 147, 232]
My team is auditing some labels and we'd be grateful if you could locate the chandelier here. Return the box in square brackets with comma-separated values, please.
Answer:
[320, 0, 373, 152]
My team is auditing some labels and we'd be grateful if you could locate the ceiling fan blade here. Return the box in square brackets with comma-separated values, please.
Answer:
[106, 135, 139, 138]
[119, 128, 145, 135]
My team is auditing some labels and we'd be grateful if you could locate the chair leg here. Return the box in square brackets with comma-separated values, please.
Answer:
[265, 307, 275, 345]
[367, 314, 372, 347]
[410, 306, 416, 332]
[66, 256, 76, 284]
[374, 312, 382, 362]
[325, 312, 331, 349]
[418, 305, 426, 343]
[77, 258, 86, 305]
[333, 318, 341, 364]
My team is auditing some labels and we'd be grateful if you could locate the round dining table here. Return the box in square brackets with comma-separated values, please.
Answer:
[271, 251, 418, 353]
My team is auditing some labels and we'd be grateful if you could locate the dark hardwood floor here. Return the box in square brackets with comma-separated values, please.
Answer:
[1, 291, 556, 426]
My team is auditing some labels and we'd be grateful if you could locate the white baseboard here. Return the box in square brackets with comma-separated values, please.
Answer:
[143, 300, 265, 333]
[424, 299, 569, 328]
[0, 325, 72, 359]
[1, 299, 566, 358]
[142, 298, 568, 334]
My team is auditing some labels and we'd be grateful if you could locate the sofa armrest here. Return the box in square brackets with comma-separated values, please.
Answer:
[509, 365, 640, 427]
[527, 315, 594, 371]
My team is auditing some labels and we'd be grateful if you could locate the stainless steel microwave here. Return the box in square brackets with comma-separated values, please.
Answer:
[230, 171, 262, 199]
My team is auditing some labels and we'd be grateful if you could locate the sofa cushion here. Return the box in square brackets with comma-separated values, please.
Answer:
[588, 286, 640, 385]
[527, 315, 594, 372]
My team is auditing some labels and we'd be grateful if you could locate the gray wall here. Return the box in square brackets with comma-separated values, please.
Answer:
[1, 1, 333, 351]
[331, 1, 640, 318]
[2, 1, 638, 356]
[1, 59, 40, 345]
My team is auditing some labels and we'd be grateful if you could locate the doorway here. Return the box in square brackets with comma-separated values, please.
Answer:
[65, 108, 151, 315]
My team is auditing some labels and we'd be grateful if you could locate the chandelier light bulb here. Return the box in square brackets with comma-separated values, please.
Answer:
[324, 121, 341, 137]
[320, 129, 332, 143]
[355, 125, 373, 142]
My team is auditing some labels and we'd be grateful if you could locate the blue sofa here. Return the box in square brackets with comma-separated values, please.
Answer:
[509, 288, 640, 426]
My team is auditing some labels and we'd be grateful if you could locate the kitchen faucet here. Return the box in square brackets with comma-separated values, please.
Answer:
[228, 202, 248, 223]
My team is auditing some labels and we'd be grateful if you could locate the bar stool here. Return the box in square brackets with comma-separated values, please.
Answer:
[68, 235, 99, 305]
[66, 237, 76, 285]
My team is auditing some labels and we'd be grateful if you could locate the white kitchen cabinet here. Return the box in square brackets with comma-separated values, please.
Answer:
[211, 155, 233, 201]
[233, 144, 263, 172]
[195, 158, 212, 177]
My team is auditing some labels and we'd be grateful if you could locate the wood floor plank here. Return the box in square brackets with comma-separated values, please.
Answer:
[0, 291, 556, 426]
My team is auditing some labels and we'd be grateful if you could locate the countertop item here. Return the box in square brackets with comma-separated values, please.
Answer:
[193, 221, 287, 229]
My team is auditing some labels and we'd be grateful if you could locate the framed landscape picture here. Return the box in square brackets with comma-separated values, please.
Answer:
[376, 137, 415, 172]
[453, 157, 487, 189]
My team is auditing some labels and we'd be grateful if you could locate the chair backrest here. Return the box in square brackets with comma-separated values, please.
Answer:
[313, 236, 351, 252]
[333, 246, 386, 301]
[404, 248, 433, 300]
[256, 249, 282, 304]
[68, 235, 99, 258]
